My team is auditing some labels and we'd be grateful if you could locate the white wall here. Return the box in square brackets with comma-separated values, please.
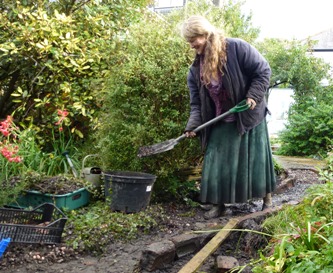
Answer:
[266, 88, 294, 137]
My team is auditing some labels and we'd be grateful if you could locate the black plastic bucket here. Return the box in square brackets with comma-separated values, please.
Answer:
[104, 171, 156, 213]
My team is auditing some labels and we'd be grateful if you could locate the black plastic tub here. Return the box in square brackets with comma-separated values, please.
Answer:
[104, 171, 156, 213]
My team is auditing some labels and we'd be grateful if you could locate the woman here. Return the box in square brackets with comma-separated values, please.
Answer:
[181, 15, 276, 219]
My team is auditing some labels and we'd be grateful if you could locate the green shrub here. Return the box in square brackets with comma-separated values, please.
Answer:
[277, 98, 333, 157]
[259, 38, 332, 158]
[0, 174, 27, 207]
[318, 147, 333, 183]
[64, 201, 160, 253]
[95, 12, 200, 183]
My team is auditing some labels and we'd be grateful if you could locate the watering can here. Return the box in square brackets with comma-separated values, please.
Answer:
[81, 154, 102, 187]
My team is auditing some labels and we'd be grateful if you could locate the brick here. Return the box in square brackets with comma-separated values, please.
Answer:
[216, 255, 239, 273]
[170, 234, 201, 258]
[197, 231, 216, 247]
[140, 240, 175, 272]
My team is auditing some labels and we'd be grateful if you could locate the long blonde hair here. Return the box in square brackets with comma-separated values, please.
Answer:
[181, 15, 227, 86]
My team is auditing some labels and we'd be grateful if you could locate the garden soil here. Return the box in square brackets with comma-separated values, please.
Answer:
[0, 156, 324, 273]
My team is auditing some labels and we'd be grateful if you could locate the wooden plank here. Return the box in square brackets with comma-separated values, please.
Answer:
[178, 218, 239, 273]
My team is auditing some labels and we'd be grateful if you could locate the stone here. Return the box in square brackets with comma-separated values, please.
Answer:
[140, 240, 175, 272]
[216, 255, 239, 273]
[170, 234, 200, 258]
[275, 176, 296, 194]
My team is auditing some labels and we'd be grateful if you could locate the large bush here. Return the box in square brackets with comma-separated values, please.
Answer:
[95, 11, 198, 178]
[0, 0, 151, 144]
[258, 39, 333, 157]
[278, 89, 333, 156]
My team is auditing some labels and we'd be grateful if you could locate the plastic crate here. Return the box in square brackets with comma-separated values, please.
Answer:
[0, 203, 67, 244]
[0, 238, 10, 258]
[12, 188, 90, 211]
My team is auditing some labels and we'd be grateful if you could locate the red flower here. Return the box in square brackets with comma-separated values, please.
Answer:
[0, 144, 22, 163]
[0, 117, 23, 163]
[0, 116, 13, 137]
[0, 128, 9, 137]
[55, 109, 69, 126]
[57, 109, 69, 117]
[8, 156, 22, 163]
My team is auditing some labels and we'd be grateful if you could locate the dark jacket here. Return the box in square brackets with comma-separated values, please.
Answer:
[185, 38, 271, 150]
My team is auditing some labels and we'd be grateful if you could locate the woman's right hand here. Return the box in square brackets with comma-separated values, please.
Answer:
[185, 131, 196, 138]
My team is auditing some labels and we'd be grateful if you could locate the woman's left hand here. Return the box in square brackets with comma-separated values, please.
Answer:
[246, 98, 256, 110]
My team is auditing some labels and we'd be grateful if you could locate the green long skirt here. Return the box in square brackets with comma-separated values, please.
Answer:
[200, 120, 276, 204]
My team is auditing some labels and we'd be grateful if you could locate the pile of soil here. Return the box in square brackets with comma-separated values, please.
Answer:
[0, 169, 322, 273]
[5, 174, 85, 195]
[26, 175, 85, 194]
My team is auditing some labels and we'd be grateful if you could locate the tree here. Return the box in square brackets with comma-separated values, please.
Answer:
[257, 38, 333, 156]
[167, 0, 259, 43]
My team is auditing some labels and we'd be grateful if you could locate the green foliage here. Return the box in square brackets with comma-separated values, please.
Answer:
[0, 115, 79, 176]
[318, 147, 333, 183]
[0, 0, 151, 207]
[64, 201, 159, 253]
[252, 181, 333, 272]
[277, 91, 333, 157]
[167, 0, 259, 42]
[272, 157, 284, 176]
[0, 114, 81, 207]
[256, 39, 295, 86]
[258, 38, 333, 157]
[153, 175, 200, 204]
[95, 10, 198, 178]
[258, 39, 330, 94]
[0, 0, 151, 142]
[0, 174, 28, 207]
[218, 0, 260, 41]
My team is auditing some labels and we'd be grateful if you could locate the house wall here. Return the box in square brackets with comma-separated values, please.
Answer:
[267, 88, 294, 137]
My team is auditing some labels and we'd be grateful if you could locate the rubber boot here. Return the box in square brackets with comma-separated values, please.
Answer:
[262, 193, 272, 211]
[203, 204, 226, 220]
[199, 204, 213, 211]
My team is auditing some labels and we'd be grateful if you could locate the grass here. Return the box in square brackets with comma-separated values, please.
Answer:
[249, 181, 333, 272]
